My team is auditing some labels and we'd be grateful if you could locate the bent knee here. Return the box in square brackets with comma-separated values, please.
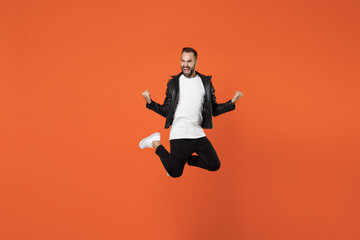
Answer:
[209, 162, 221, 171]
[168, 170, 183, 178]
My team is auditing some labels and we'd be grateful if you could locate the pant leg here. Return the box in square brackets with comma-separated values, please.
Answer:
[187, 137, 221, 171]
[155, 139, 194, 178]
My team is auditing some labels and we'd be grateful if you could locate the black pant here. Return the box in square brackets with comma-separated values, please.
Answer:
[155, 136, 220, 178]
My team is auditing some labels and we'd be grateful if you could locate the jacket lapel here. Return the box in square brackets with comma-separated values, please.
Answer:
[197, 72, 211, 101]
[172, 72, 181, 100]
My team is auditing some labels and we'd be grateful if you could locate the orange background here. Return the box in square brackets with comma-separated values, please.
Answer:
[1, 0, 359, 239]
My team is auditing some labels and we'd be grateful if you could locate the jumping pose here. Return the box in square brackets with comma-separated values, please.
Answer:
[139, 47, 243, 178]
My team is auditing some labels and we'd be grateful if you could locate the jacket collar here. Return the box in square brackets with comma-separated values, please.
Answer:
[170, 71, 211, 80]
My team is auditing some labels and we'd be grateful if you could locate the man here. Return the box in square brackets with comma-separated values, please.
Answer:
[139, 47, 243, 178]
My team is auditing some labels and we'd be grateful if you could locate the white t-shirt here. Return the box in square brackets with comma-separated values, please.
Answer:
[169, 74, 206, 140]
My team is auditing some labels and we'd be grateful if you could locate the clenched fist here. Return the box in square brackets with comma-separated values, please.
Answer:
[231, 91, 244, 104]
[142, 89, 151, 104]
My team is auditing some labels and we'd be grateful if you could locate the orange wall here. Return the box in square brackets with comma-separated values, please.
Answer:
[0, 0, 359, 239]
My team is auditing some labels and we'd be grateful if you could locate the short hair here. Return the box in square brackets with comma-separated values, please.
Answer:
[182, 47, 198, 59]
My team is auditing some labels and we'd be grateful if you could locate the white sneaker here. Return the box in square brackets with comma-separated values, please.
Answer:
[139, 132, 161, 149]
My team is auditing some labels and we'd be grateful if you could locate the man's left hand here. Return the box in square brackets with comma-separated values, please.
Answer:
[231, 91, 243, 104]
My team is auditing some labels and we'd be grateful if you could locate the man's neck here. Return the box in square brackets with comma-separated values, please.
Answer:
[185, 72, 197, 78]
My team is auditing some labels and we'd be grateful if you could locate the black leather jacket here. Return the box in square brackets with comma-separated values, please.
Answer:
[146, 71, 235, 129]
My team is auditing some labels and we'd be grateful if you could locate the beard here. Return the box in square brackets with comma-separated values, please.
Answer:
[182, 66, 195, 77]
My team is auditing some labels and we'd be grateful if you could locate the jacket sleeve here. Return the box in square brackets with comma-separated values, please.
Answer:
[145, 81, 172, 118]
[211, 81, 235, 117]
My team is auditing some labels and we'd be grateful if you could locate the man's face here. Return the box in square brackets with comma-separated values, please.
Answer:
[181, 52, 197, 77]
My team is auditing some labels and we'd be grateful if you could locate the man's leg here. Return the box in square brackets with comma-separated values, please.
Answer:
[155, 139, 193, 178]
[140, 133, 191, 177]
[187, 137, 221, 171]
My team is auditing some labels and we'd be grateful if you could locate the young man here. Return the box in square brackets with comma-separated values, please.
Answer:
[139, 47, 243, 178]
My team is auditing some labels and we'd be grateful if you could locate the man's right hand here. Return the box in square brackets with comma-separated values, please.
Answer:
[142, 89, 151, 104]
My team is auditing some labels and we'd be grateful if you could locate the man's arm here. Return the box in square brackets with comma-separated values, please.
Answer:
[211, 82, 243, 116]
[142, 81, 172, 118]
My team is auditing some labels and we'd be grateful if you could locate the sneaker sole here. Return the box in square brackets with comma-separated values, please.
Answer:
[139, 132, 160, 149]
